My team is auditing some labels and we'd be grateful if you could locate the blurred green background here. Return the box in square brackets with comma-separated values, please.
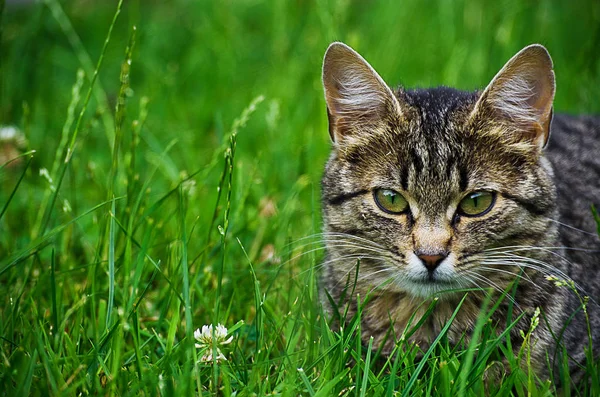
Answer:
[0, 0, 599, 393]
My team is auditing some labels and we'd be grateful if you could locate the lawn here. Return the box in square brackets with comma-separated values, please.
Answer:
[1, 0, 599, 395]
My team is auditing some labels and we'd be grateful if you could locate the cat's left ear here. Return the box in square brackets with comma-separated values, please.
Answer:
[470, 44, 555, 149]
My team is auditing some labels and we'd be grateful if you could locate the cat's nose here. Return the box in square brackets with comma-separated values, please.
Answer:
[417, 253, 446, 272]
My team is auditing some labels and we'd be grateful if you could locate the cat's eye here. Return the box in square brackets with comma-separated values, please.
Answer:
[458, 191, 495, 217]
[374, 189, 409, 214]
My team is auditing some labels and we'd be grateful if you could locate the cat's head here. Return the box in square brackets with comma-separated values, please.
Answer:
[321, 42, 558, 299]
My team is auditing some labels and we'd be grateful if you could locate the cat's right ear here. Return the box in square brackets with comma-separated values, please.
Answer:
[322, 42, 402, 144]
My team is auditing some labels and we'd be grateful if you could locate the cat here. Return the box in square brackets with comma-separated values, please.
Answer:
[319, 41, 600, 384]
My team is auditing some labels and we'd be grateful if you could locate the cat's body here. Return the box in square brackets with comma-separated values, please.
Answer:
[319, 43, 600, 382]
[545, 114, 600, 369]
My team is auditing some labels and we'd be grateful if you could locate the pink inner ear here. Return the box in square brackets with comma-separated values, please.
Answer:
[472, 45, 555, 147]
[528, 71, 554, 119]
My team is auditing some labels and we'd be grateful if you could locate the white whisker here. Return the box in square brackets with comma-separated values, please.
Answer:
[544, 218, 599, 237]
[476, 265, 535, 285]
[463, 269, 520, 309]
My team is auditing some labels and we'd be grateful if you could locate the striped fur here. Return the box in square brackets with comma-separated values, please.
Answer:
[320, 42, 600, 383]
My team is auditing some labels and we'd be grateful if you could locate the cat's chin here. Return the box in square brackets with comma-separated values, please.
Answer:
[399, 279, 462, 300]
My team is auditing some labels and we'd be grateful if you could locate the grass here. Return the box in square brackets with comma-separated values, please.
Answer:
[1, 0, 600, 395]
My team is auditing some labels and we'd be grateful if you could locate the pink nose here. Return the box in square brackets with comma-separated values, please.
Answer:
[417, 254, 446, 272]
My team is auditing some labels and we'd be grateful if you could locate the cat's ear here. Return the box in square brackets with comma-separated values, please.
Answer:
[322, 42, 402, 143]
[470, 44, 555, 149]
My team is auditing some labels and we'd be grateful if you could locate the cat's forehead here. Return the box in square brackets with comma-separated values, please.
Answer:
[399, 87, 479, 120]
[359, 88, 515, 212]
[387, 87, 478, 183]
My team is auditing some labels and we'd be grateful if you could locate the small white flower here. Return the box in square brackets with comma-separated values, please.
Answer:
[194, 323, 233, 346]
[194, 323, 233, 363]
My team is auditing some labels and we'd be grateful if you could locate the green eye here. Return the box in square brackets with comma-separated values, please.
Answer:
[458, 191, 495, 217]
[374, 189, 409, 214]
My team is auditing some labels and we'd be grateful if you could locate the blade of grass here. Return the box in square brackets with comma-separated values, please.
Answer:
[107, 25, 136, 199]
[297, 368, 316, 396]
[178, 185, 195, 394]
[106, 198, 116, 331]
[204, 95, 265, 248]
[359, 336, 374, 397]
[50, 248, 59, 344]
[314, 368, 350, 397]
[34, 319, 61, 394]
[385, 346, 403, 396]
[401, 294, 468, 397]
[457, 292, 493, 397]
[0, 153, 33, 223]
[237, 238, 263, 355]
[212, 108, 242, 389]
[13, 350, 38, 396]
[50, 68, 84, 178]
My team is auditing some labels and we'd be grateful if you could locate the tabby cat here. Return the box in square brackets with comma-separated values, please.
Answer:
[319, 42, 600, 381]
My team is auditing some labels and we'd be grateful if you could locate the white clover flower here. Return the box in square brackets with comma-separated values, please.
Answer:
[194, 323, 233, 346]
[194, 323, 233, 363]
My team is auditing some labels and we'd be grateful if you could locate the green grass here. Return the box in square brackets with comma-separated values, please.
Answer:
[1, 0, 600, 395]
